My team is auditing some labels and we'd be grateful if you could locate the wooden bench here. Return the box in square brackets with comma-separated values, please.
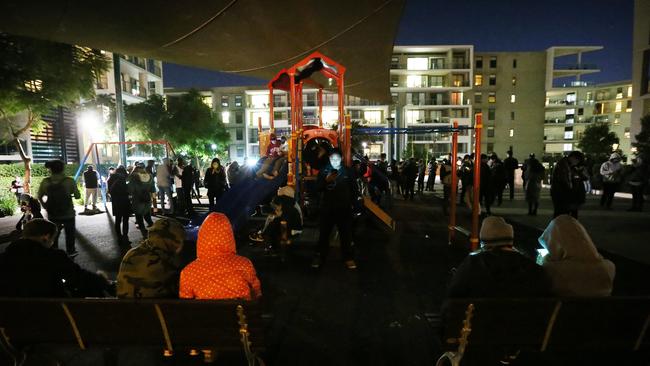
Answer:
[0, 298, 265, 365]
[437, 297, 650, 366]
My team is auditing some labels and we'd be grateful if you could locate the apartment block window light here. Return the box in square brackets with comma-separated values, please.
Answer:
[625, 127, 631, 138]
[475, 92, 483, 104]
[221, 95, 229, 107]
[235, 95, 243, 107]
[390, 56, 399, 69]
[489, 74, 496, 86]
[201, 96, 213, 108]
[511, 111, 515, 120]
[512, 76, 517, 86]
[474, 74, 483, 86]
[488, 108, 495, 120]
[626, 100, 632, 112]
[616, 87, 623, 99]
[475, 56, 483, 69]
[487, 126, 495, 137]
[510, 94, 516, 103]
[615, 101, 622, 112]
[489, 56, 497, 68]
[221, 111, 230, 124]
[627, 86, 633, 97]
[614, 114, 620, 124]
[509, 128, 514, 137]
[512, 59, 517, 68]
[563, 143, 572, 152]
[488, 92, 496, 103]
[407, 57, 428, 70]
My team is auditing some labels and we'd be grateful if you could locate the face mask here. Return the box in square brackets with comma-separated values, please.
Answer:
[329, 154, 342, 169]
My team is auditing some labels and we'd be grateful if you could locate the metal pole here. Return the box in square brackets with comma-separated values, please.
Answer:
[344, 115, 352, 166]
[449, 121, 459, 244]
[269, 87, 274, 130]
[112, 53, 127, 166]
[318, 88, 323, 128]
[288, 71, 297, 187]
[337, 73, 345, 138]
[470, 113, 483, 250]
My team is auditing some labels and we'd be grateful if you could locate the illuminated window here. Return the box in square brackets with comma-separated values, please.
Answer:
[615, 101, 622, 112]
[221, 111, 230, 124]
[407, 75, 425, 87]
[563, 143, 573, 151]
[235, 95, 243, 107]
[627, 86, 633, 97]
[510, 94, 516, 103]
[475, 93, 483, 104]
[512, 76, 517, 86]
[626, 100, 633, 112]
[406, 110, 424, 124]
[201, 96, 212, 108]
[509, 128, 514, 137]
[488, 92, 496, 103]
[625, 128, 631, 138]
[474, 74, 483, 86]
[566, 93, 576, 104]
[24, 79, 43, 92]
[251, 94, 267, 108]
[251, 111, 269, 126]
[363, 110, 382, 124]
[489, 75, 496, 86]
[221, 95, 229, 107]
[487, 126, 495, 137]
[564, 130, 574, 139]
[407, 57, 428, 70]
[616, 87, 623, 99]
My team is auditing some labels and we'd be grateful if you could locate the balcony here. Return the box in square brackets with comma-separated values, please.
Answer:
[146, 59, 162, 77]
[121, 55, 146, 69]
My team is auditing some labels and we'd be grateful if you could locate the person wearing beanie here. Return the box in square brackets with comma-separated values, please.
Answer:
[249, 185, 303, 255]
[117, 218, 186, 298]
[447, 216, 551, 298]
[539, 215, 615, 296]
[599, 152, 622, 209]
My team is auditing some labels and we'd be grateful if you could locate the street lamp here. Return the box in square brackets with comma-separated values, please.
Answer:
[211, 143, 217, 151]
[78, 109, 101, 141]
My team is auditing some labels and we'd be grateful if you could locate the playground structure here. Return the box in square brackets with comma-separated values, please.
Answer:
[73, 140, 176, 207]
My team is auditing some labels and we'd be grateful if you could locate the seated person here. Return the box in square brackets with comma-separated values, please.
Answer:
[447, 216, 551, 298]
[539, 214, 615, 296]
[116, 218, 186, 298]
[180, 213, 262, 300]
[0, 219, 110, 297]
[255, 133, 281, 178]
[249, 186, 303, 252]
[264, 135, 289, 180]
[15, 193, 43, 232]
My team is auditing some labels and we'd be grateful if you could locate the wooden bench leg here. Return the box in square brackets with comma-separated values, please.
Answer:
[0, 327, 25, 365]
[237, 305, 264, 366]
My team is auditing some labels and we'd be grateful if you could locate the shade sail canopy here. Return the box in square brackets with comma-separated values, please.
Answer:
[0, 0, 405, 104]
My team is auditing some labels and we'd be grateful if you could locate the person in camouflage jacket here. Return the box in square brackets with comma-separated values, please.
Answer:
[116, 218, 186, 298]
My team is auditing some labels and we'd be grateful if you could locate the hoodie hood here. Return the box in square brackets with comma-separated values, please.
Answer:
[146, 218, 185, 254]
[196, 213, 236, 259]
[539, 215, 601, 261]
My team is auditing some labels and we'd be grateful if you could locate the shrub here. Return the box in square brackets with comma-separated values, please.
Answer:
[0, 190, 17, 216]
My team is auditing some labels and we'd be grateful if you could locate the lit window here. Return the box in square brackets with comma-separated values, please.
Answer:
[566, 109, 576, 115]
[627, 86, 633, 97]
[221, 95, 229, 107]
[615, 101, 622, 112]
[407, 58, 428, 70]
[221, 111, 230, 123]
[566, 93, 576, 104]
[251, 94, 267, 108]
[564, 131, 574, 139]
[626, 100, 633, 112]
[512, 76, 517, 86]
[202, 96, 212, 108]
[406, 110, 423, 124]
[407, 75, 425, 87]
[509, 128, 514, 137]
[24, 79, 43, 92]
[616, 87, 623, 99]
[235, 95, 243, 107]
[489, 75, 496, 86]
[625, 128, 631, 138]
[563, 143, 573, 151]
[510, 94, 516, 103]
[251, 111, 269, 126]
[474, 74, 483, 86]
[488, 92, 496, 103]
[363, 110, 382, 124]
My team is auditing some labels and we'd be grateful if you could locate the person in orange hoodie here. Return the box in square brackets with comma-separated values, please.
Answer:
[180, 212, 261, 300]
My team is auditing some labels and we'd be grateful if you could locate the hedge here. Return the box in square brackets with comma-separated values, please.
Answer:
[0, 162, 80, 178]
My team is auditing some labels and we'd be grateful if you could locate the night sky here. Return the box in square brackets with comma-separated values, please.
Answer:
[164, 0, 634, 89]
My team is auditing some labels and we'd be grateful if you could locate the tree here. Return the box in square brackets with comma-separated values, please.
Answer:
[125, 90, 230, 169]
[0, 33, 109, 193]
[577, 123, 619, 160]
[633, 114, 650, 162]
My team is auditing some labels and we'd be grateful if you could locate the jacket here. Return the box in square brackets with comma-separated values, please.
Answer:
[204, 166, 227, 194]
[600, 160, 622, 183]
[539, 215, 615, 296]
[107, 172, 132, 216]
[117, 219, 186, 298]
[0, 239, 107, 297]
[180, 213, 261, 300]
[37, 173, 81, 220]
[129, 172, 155, 215]
[317, 164, 355, 212]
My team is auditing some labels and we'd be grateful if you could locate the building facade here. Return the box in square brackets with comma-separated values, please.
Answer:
[631, 0, 650, 141]
[390, 46, 473, 160]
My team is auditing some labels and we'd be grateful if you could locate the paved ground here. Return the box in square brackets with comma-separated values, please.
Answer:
[0, 186, 649, 365]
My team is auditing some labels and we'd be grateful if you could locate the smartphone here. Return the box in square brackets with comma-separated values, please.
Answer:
[536, 248, 549, 265]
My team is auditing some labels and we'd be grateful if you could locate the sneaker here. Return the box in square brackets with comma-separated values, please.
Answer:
[345, 260, 357, 270]
[249, 232, 264, 243]
[311, 257, 322, 269]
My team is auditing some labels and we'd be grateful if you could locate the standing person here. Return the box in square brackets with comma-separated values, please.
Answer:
[83, 165, 99, 212]
[146, 160, 158, 215]
[129, 166, 155, 237]
[479, 154, 494, 215]
[524, 156, 545, 215]
[490, 154, 507, 206]
[551, 151, 585, 218]
[173, 158, 186, 215]
[376, 153, 388, 176]
[37, 160, 81, 256]
[627, 157, 647, 211]
[156, 158, 174, 215]
[599, 152, 623, 209]
[389, 159, 400, 197]
[459, 155, 474, 208]
[10, 176, 23, 204]
[107, 166, 132, 245]
[521, 153, 535, 188]
[440, 157, 453, 215]
[181, 162, 195, 216]
[417, 159, 426, 194]
[311, 149, 357, 270]
[503, 151, 519, 200]
[192, 166, 202, 199]
[403, 158, 418, 200]
[426, 159, 438, 192]
[204, 158, 227, 212]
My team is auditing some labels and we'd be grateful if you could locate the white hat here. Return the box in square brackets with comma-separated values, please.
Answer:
[480, 216, 514, 247]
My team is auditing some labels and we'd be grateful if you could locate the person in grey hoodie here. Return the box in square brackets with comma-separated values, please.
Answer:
[539, 215, 615, 297]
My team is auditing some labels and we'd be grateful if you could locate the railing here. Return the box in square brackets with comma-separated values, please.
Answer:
[147, 60, 162, 77]
[121, 55, 146, 69]
[554, 63, 598, 70]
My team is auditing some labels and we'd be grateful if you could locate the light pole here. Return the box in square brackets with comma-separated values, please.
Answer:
[112, 53, 127, 166]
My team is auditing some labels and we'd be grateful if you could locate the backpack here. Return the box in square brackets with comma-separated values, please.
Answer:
[44, 178, 73, 217]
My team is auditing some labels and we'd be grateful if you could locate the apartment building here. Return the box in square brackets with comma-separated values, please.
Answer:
[545, 81, 633, 158]
[631, 0, 650, 141]
[389, 46, 473, 160]
[165, 86, 390, 164]
[468, 51, 547, 159]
